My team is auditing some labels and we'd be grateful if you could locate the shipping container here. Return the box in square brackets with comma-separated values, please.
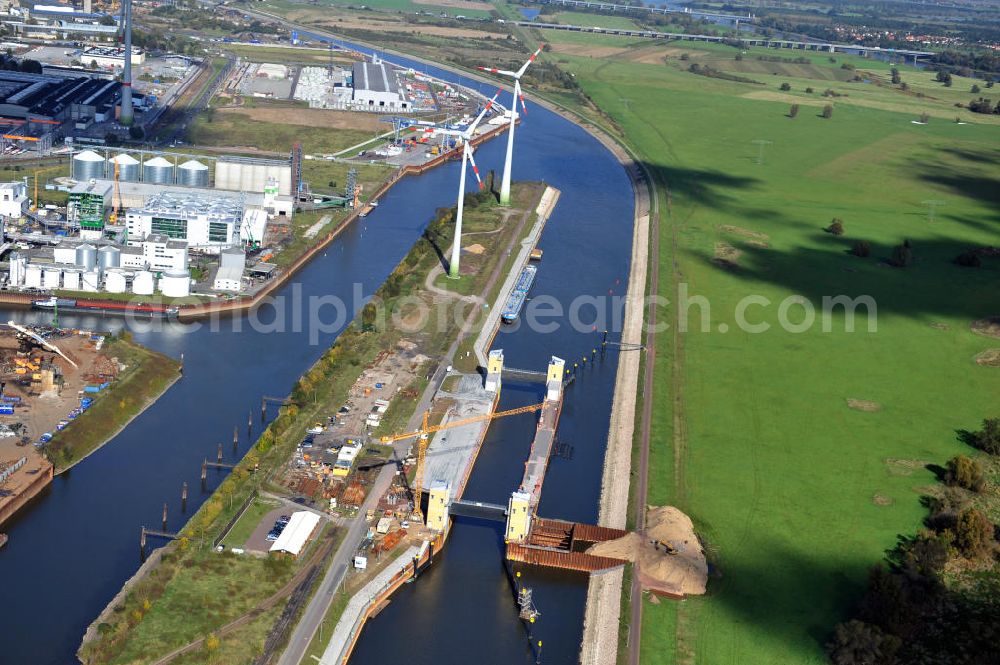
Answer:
[0, 404, 14, 415]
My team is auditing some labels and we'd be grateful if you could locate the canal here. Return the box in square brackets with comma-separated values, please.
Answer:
[0, 41, 635, 665]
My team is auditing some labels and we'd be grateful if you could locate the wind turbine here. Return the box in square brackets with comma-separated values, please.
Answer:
[478, 45, 544, 206]
[437, 90, 501, 279]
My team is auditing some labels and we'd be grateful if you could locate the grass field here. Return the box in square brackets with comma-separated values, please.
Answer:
[545, 42, 1000, 665]
[189, 107, 379, 155]
[264, 0, 493, 19]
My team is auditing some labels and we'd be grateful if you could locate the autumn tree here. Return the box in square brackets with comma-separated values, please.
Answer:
[944, 455, 985, 492]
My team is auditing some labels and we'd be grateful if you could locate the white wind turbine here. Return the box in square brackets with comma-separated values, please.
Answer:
[437, 89, 502, 278]
[478, 45, 544, 206]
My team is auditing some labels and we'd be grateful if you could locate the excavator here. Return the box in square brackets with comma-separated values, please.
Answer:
[380, 402, 545, 520]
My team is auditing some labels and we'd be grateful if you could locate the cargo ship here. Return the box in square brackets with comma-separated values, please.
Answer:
[32, 297, 179, 318]
[501, 265, 537, 324]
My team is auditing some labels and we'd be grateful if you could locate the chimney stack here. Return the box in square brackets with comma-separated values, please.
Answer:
[119, 0, 134, 126]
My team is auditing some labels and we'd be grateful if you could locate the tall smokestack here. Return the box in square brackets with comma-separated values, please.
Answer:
[84, 0, 92, 14]
[119, 0, 134, 126]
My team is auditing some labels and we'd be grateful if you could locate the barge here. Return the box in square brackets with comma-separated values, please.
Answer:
[32, 297, 179, 319]
[501, 265, 537, 324]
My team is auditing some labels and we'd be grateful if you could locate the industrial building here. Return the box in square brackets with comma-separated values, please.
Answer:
[351, 60, 409, 112]
[1, 3, 119, 41]
[0, 70, 120, 124]
[124, 190, 267, 253]
[80, 46, 145, 70]
[269, 511, 320, 557]
[0, 181, 28, 219]
[212, 246, 245, 292]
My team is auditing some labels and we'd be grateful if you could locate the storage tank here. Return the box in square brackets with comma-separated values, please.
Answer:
[158, 269, 190, 298]
[9, 253, 26, 287]
[62, 269, 81, 291]
[132, 270, 154, 295]
[104, 268, 127, 293]
[42, 267, 61, 290]
[177, 159, 209, 188]
[72, 150, 105, 181]
[143, 156, 174, 184]
[24, 265, 42, 289]
[81, 270, 100, 292]
[76, 243, 98, 271]
[98, 245, 120, 271]
[111, 154, 140, 182]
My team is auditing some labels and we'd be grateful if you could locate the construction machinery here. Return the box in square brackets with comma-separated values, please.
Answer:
[381, 401, 544, 520]
[31, 164, 65, 213]
[108, 159, 123, 225]
[5, 321, 78, 369]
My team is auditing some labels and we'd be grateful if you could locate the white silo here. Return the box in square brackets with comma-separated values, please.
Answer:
[24, 265, 42, 289]
[158, 269, 190, 298]
[72, 150, 106, 181]
[81, 271, 100, 292]
[111, 154, 140, 182]
[98, 245, 120, 271]
[42, 267, 61, 290]
[62, 269, 81, 291]
[132, 270, 155, 295]
[76, 243, 98, 271]
[143, 156, 174, 184]
[8, 253, 26, 287]
[178, 159, 209, 188]
[104, 268, 127, 293]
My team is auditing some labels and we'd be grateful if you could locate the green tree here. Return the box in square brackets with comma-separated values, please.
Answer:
[826, 218, 844, 235]
[128, 125, 144, 140]
[891, 67, 901, 84]
[851, 241, 871, 258]
[788, 103, 799, 118]
[889, 240, 913, 267]
[955, 508, 994, 559]
[971, 84, 981, 93]
[969, 417, 1000, 454]
[779, 82, 791, 91]
[827, 620, 901, 665]
[822, 104, 834, 119]
[944, 455, 985, 492]
[361, 301, 378, 331]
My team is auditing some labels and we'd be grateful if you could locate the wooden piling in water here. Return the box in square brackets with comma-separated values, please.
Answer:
[233, 426, 239, 451]
[201, 459, 207, 490]
[217, 442, 223, 464]
[181, 482, 188, 511]
[162, 503, 168, 531]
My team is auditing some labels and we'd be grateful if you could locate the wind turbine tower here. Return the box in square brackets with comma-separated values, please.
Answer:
[435, 90, 501, 278]
[478, 45, 544, 206]
[119, 0, 134, 126]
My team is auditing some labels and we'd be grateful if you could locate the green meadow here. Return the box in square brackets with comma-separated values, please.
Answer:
[548, 42, 1000, 665]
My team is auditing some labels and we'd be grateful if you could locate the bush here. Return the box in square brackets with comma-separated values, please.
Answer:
[788, 103, 799, 118]
[954, 250, 982, 267]
[851, 241, 871, 258]
[805, 87, 814, 93]
[889, 240, 913, 267]
[825, 218, 844, 235]
[822, 104, 834, 119]
[955, 508, 994, 559]
[944, 455, 985, 492]
[779, 82, 791, 91]
[971, 84, 981, 93]
[968, 418, 1000, 455]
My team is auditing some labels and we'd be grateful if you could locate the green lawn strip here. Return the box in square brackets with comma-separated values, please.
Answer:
[47, 334, 180, 471]
[188, 114, 377, 155]
[220, 496, 283, 549]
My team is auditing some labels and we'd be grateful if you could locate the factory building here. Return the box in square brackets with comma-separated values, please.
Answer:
[212, 247, 245, 292]
[351, 60, 409, 112]
[0, 181, 28, 219]
[215, 157, 294, 196]
[0, 70, 120, 125]
[80, 46, 145, 70]
[125, 190, 265, 253]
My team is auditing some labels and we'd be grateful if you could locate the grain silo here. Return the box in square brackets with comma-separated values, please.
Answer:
[98, 245, 120, 271]
[111, 154, 140, 182]
[76, 243, 98, 271]
[72, 150, 106, 181]
[143, 156, 174, 184]
[177, 159, 209, 188]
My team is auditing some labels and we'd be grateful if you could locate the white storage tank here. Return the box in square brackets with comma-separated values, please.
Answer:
[72, 150, 105, 181]
[62, 269, 81, 291]
[24, 265, 42, 289]
[8, 253, 26, 287]
[76, 243, 98, 271]
[42, 267, 61, 290]
[98, 245, 120, 271]
[54, 243, 77, 265]
[111, 153, 140, 182]
[158, 269, 190, 298]
[132, 270, 155, 295]
[81, 270, 100, 292]
[104, 268, 127, 293]
[142, 156, 174, 184]
[177, 159, 209, 188]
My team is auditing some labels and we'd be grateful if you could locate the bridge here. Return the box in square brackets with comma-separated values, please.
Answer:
[532, 0, 750, 22]
[516, 22, 935, 61]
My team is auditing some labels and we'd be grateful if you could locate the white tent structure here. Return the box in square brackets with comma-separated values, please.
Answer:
[269, 511, 320, 557]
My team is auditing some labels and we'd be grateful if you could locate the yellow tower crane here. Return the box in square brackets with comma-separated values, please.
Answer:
[31, 164, 64, 213]
[380, 402, 545, 520]
[108, 159, 123, 225]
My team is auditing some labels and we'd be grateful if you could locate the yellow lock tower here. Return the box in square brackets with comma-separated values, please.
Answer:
[485, 348, 504, 394]
[426, 480, 451, 532]
[545, 356, 565, 402]
[506, 491, 532, 543]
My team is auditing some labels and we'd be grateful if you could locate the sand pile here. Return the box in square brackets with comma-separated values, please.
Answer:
[586, 506, 708, 597]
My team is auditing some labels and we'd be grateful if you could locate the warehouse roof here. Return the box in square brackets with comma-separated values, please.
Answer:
[269, 511, 320, 557]
[352, 61, 400, 95]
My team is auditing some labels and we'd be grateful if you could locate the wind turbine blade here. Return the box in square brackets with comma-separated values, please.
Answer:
[466, 148, 485, 190]
[467, 89, 502, 135]
[477, 66, 519, 77]
[515, 44, 545, 78]
[518, 89, 528, 116]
